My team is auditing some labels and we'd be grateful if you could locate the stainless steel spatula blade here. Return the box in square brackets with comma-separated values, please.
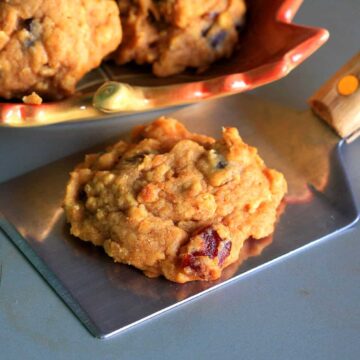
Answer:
[0, 94, 358, 338]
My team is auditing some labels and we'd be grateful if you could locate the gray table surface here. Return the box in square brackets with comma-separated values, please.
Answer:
[1, 1, 360, 359]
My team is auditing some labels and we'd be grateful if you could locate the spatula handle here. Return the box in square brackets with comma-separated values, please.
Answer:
[309, 51, 360, 142]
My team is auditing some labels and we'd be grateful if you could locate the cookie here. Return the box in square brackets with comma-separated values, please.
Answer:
[64, 117, 287, 283]
[115, 0, 246, 76]
[0, 0, 122, 100]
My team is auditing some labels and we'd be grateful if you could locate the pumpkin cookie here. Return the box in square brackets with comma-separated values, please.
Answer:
[0, 0, 122, 100]
[64, 117, 287, 283]
[115, 0, 246, 76]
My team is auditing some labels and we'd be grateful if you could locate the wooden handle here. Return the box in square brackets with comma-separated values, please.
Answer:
[309, 51, 360, 142]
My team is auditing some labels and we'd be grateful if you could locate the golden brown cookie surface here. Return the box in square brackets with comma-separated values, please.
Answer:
[115, 0, 246, 76]
[64, 117, 287, 283]
[0, 0, 122, 100]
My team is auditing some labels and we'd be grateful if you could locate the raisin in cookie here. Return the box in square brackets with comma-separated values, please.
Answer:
[64, 117, 287, 283]
[0, 0, 122, 100]
[115, 0, 246, 76]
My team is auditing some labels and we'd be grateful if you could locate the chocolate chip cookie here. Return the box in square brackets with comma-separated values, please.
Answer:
[64, 117, 286, 283]
[115, 0, 246, 76]
[0, 0, 122, 100]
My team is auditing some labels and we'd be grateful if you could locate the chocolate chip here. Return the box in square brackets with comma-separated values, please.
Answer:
[125, 151, 151, 164]
[78, 189, 87, 202]
[148, 11, 157, 24]
[216, 160, 228, 169]
[23, 38, 36, 48]
[210, 30, 227, 49]
[22, 18, 40, 48]
[201, 25, 212, 37]
[23, 18, 34, 32]
[201, 12, 219, 37]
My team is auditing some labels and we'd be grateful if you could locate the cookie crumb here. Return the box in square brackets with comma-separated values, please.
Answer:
[22, 92, 43, 105]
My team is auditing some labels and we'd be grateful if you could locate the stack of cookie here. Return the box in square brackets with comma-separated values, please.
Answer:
[0, 0, 246, 101]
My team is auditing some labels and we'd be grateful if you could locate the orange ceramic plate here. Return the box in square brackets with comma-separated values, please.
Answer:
[0, 0, 329, 127]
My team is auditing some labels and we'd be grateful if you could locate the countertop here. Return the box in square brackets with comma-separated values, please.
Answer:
[1, 1, 359, 359]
